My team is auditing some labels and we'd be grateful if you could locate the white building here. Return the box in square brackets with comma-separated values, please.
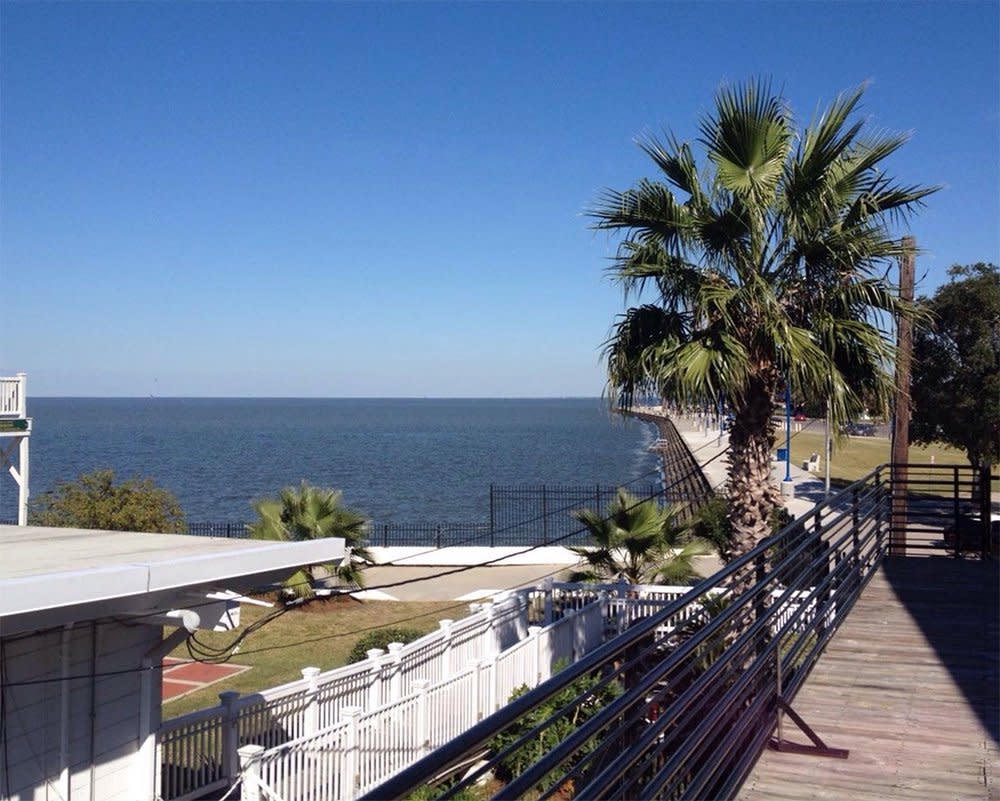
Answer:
[0, 524, 344, 801]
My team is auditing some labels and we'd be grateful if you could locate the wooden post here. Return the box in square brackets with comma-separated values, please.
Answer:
[891, 237, 915, 556]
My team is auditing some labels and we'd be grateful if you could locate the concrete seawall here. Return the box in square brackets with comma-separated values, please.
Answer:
[627, 409, 714, 512]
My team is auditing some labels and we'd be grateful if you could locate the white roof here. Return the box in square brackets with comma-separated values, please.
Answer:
[0, 525, 345, 634]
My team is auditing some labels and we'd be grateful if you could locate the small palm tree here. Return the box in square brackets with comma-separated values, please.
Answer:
[248, 481, 371, 597]
[568, 489, 711, 585]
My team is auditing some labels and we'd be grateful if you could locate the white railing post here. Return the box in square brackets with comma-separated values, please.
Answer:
[468, 658, 484, 721]
[598, 591, 609, 646]
[387, 642, 404, 702]
[301, 666, 321, 736]
[367, 648, 384, 710]
[341, 705, 362, 797]
[528, 626, 542, 684]
[413, 679, 431, 756]
[219, 691, 241, 783]
[438, 619, 453, 678]
[484, 602, 497, 655]
[616, 576, 628, 635]
[487, 653, 499, 713]
[572, 607, 585, 661]
[237, 744, 264, 801]
[517, 593, 529, 640]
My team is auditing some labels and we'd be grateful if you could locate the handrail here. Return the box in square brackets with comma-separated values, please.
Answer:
[364, 465, 893, 801]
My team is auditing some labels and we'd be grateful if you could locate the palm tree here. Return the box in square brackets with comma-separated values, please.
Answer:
[248, 481, 371, 596]
[591, 81, 936, 559]
[568, 489, 711, 585]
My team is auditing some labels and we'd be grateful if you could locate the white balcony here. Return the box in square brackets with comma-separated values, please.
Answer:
[0, 374, 26, 418]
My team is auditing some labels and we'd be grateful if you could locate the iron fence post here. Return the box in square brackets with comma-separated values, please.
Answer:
[953, 467, 962, 558]
[851, 486, 860, 562]
[542, 485, 548, 545]
[489, 484, 496, 547]
[980, 467, 991, 559]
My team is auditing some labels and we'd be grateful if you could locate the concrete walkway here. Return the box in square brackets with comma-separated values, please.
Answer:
[666, 411, 826, 519]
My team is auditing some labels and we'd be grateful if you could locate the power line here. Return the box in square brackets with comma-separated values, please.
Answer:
[3, 416, 795, 688]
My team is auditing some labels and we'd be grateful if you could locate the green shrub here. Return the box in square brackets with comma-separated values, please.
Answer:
[31, 469, 186, 533]
[347, 627, 424, 663]
[404, 783, 482, 801]
[489, 661, 622, 788]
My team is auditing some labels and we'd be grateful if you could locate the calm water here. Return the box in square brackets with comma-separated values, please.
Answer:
[3, 398, 658, 523]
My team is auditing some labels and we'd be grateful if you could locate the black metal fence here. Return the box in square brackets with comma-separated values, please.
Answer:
[178, 479, 711, 548]
[364, 465, 892, 801]
[362, 462, 996, 801]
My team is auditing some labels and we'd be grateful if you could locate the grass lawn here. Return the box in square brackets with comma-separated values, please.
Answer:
[163, 598, 468, 719]
[786, 430, 974, 483]
[785, 428, 996, 491]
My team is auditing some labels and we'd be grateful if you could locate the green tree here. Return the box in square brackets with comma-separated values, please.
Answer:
[911, 262, 1000, 472]
[568, 489, 711, 585]
[31, 469, 186, 533]
[590, 81, 935, 559]
[248, 481, 371, 596]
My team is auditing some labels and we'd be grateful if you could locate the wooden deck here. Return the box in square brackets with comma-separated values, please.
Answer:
[738, 556, 998, 800]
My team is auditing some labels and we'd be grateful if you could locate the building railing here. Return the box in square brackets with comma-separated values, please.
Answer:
[0, 373, 26, 418]
[364, 464, 898, 801]
[239, 601, 609, 801]
[158, 594, 530, 800]
[158, 580, 702, 801]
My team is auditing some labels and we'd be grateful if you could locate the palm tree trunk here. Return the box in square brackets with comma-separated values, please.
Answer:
[727, 376, 782, 558]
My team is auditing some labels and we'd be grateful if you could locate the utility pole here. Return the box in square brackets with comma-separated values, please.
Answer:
[890, 237, 915, 556]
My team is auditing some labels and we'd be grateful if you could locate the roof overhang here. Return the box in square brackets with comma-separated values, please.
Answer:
[0, 525, 345, 636]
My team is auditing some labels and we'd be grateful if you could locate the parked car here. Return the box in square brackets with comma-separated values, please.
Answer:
[842, 422, 876, 436]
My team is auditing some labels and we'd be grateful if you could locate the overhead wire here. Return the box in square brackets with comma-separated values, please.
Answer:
[1, 414, 817, 686]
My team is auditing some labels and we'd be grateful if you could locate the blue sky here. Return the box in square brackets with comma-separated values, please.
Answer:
[2, 2, 997, 397]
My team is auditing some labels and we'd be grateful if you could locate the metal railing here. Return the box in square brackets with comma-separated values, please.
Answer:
[364, 465, 899, 800]
[887, 462, 996, 557]
[181, 474, 712, 548]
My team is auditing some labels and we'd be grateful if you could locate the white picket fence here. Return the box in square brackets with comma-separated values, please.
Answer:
[158, 581, 703, 801]
[158, 593, 530, 801]
[238, 602, 606, 801]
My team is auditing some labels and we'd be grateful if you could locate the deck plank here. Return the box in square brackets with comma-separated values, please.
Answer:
[738, 557, 998, 801]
